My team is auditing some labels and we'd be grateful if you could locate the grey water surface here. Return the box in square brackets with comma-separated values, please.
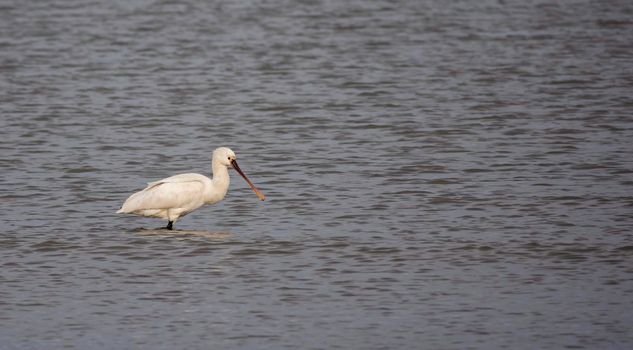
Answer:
[1, 0, 633, 349]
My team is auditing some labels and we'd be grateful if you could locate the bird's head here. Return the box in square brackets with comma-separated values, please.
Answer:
[213, 147, 237, 168]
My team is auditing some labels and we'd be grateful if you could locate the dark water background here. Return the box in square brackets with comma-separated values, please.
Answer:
[1, 0, 632, 349]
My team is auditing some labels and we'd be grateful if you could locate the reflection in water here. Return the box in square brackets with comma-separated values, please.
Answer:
[135, 229, 234, 240]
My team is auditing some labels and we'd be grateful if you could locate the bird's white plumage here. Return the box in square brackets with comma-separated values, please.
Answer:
[117, 173, 211, 221]
[116, 147, 264, 229]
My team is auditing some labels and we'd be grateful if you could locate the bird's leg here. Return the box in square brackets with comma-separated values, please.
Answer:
[166, 221, 173, 230]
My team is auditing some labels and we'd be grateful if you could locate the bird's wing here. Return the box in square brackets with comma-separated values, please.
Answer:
[145, 173, 208, 188]
[119, 173, 206, 213]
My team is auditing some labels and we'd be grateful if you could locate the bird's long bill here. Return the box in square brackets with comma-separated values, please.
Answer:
[231, 160, 266, 201]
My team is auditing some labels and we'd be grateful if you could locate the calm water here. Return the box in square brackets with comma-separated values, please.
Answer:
[1, 0, 632, 349]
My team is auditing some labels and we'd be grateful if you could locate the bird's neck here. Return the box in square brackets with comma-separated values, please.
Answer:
[208, 162, 230, 203]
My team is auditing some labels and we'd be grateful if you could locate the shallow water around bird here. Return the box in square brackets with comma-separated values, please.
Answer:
[1, 0, 633, 349]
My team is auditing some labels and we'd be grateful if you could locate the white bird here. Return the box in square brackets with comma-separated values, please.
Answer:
[116, 147, 265, 230]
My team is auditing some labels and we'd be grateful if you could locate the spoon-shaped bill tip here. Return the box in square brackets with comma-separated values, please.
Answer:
[254, 189, 266, 201]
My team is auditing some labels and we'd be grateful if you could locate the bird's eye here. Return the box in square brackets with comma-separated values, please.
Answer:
[228, 156, 231, 160]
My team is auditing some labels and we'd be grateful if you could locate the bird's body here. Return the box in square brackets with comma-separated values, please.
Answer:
[117, 147, 265, 230]
[117, 172, 225, 222]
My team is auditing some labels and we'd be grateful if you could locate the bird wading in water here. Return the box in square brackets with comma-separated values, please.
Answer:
[116, 147, 265, 230]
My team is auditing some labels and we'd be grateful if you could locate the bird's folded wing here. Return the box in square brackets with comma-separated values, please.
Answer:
[119, 174, 206, 212]
[145, 173, 208, 189]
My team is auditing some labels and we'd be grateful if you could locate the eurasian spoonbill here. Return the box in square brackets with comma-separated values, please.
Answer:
[116, 147, 265, 230]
